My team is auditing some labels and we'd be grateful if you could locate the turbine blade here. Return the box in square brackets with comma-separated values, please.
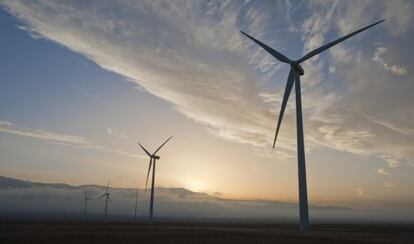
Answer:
[138, 143, 152, 157]
[106, 182, 110, 193]
[145, 158, 153, 190]
[98, 194, 106, 199]
[298, 19, 384, 63]
[273, 67, 295, 148]
[153, 136, 173, 155]
[240, 31, 291, 64]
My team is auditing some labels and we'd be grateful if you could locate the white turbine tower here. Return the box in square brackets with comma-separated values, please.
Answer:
[241, 19, 384, 231]
[138, 136, 173, 224]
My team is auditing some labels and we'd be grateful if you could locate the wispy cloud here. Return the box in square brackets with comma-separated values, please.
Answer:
[356, 187, 365, 196]
[0, 120, 14, 127]
[382, 181, 398, 189]
[107, 128, 128, 139]
[381, 156, 402, 168]
[373, 47, 407, 76]
[361, 113, 414, 137]
[108, 149, 146, 159]
[377, 168, 389, 176]
[0, 119, 142, 159]
[0, 120, 98, 149]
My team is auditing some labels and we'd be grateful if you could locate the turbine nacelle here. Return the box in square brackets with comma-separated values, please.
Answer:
[291, 62, 304, 76]
[152, 155, 160, 160]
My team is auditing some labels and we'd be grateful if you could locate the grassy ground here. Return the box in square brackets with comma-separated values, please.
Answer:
[1, 221, 413, 243]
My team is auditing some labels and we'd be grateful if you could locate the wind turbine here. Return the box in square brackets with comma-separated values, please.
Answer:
[134, 184, 139, 218]
[81, 188, 93, 218]
[98, 182, 112, 218]
[241, 19, 384, 231]
[138, 136, 173, 223]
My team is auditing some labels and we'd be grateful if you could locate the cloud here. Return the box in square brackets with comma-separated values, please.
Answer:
[300, 1, 414, 167]
[0, 120, 14, 126]
[335, 0, 413, 36]
[0, 119, 141, 159]
[328, 65, 336, 74]
[361, 113, 414, 137]
[377, 168, 389, 176]
[107, 128, 128, 139]
[108, 150, 146, 159]
[356, 187, 365, 196]
[0, 0, 280, 151]
[1, 0, 413, 166]
[381, 157, 402, 168]
[382, 181, 398, 189]
[0, 120, 98, 149]
[373, 47, 407, 76]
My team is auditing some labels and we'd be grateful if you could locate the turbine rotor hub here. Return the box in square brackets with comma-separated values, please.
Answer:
[152, 155, 160, 160]
[291, 62, 304, 76]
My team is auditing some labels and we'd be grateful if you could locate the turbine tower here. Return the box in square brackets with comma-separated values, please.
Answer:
[241, 20, 384, 231]
[81, 188, 92, 218]
[138, 136, 173, 223]
[98, 182, 112, 218]
[134, 184, 139, 218]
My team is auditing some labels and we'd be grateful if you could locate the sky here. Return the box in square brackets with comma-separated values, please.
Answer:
[0, 0, 413, 216]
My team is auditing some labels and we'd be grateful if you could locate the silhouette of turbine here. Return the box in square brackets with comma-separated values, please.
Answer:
[81, 188, 93, 218]
[241, 19, 384, 231]
[138, 136, 173, 223]
[98, 182, 111, 218]
[134, 184, 139, 218]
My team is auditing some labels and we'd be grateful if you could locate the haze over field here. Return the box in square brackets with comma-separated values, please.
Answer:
[1, 176, 411, 223]
[0, 0, 413, 222]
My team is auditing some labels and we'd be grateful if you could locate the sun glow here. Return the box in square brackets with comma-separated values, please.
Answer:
[186, 180, 207, 193]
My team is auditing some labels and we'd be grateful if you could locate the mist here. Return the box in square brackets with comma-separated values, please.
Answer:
[0, 176, 411, 223]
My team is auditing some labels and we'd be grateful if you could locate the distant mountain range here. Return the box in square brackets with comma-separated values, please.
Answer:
[1, 175, 401, 223]
[0, 176, 414, 223]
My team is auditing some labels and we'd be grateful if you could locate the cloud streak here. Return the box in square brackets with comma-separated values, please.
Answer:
[0, 119, 143, 158]
[377, 168, 389, 176]
[373, 47, 407, 76]
[0, 120, 98, 149]
[107, 128, 128, 139]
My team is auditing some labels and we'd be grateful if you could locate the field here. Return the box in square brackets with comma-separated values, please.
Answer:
[1, 221, 413, 243]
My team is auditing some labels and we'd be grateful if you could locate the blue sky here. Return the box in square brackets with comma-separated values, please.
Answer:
[0, 0, 413, 216]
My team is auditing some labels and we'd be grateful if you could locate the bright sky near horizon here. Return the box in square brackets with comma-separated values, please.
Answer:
[0, 0, 413, 214]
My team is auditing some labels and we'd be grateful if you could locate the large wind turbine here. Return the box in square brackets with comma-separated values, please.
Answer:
[241, 20, 384, 231]
[81, 189, 93, 218]
[98, 182, 112, 218]
[138, 136, 173, 223]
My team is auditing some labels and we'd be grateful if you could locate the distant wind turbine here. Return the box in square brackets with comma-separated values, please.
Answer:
[81, 189, 93, 218]
[134, 184, 139, 218]
[138, 136, 173, 223]
[241, 19, 384, 231]
[98, 182, 112, 218]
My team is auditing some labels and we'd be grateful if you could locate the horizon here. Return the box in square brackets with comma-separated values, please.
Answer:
[0, 0, 413, 223]
[4, 175, 413, 223]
